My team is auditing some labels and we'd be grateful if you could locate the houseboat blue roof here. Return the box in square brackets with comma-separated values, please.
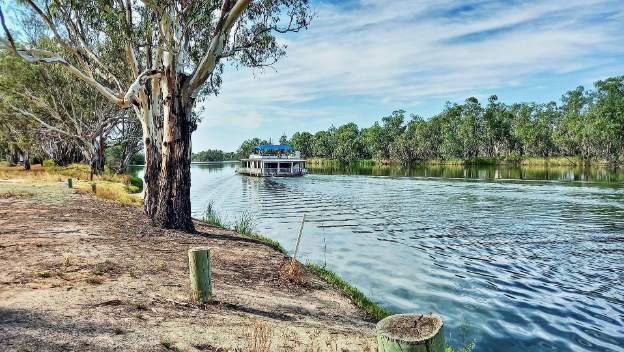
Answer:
[255, 145, 295, 151]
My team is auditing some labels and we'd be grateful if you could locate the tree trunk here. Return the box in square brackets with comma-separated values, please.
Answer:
[23, 151, 31, 170]
[143, 72, 195, 232]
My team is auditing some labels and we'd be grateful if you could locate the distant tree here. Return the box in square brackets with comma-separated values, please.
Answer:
[334, 123, 361, 163]
[458, 97, 483, 159]
[312, 129, 335, 158]
[236, 137, 270, 159]
[192, 149, 226, 162]
[279, 134, 289, 145]
[289, 131, 313, 158]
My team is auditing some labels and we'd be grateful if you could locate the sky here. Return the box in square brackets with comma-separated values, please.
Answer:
[193, 0, 624, 152]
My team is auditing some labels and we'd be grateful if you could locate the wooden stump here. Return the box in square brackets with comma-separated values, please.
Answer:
[188, 247, 212, 303]
[67, 178, 73, 189]
[376, 313, 445, 352]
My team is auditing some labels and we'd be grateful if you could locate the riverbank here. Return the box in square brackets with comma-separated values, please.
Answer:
[307, 156, 620, 167]
[0, 178, 377, 351]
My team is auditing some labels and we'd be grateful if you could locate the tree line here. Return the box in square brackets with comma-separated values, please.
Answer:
[233, 76, 624, 165]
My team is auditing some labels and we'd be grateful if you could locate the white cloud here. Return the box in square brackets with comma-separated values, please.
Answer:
[194, 0, 624, 151]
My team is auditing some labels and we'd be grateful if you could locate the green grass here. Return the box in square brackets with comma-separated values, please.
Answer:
[306, 263, 392, 322]
[240, 232, 286, 254]
[233, 211, 256, 235]
[201, 202, 227, 228]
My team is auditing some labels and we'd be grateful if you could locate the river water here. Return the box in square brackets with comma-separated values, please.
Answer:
[131, 163, 624, 352]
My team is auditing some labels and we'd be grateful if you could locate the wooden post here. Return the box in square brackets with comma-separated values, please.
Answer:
[376, 313, 445, 352]
[188, 247, 212, 303]
[67, 178, 73, 189]
[292, 214, 306, 260]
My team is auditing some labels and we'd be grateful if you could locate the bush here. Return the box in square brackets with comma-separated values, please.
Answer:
[127, 185, 140, 193]
[42, 159, 56, 168]
[129, 176, 143, 191]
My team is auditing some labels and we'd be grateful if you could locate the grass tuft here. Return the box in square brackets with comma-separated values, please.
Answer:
[305, 263, 392, 322]
[160, 337, 175, 350]
[202, 202, 227, 228]
[86, 276, 104, 285]
[92, 260, 115, 275]
[233, 211, 256, 235]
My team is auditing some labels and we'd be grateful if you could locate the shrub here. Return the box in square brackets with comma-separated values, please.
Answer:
[127, 185, 140, 193]
[42, 159, 56, 168]
[129, 175, 143, 191]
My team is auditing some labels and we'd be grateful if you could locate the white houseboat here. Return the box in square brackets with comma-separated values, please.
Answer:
[237, 145, 307, 177]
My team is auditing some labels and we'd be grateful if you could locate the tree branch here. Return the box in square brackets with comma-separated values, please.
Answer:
[187, 0, 252, 96]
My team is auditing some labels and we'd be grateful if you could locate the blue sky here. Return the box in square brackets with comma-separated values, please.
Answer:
[200, 1, 623, 151]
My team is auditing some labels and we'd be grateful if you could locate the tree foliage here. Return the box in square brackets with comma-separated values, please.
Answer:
[238, 77, 624, 165]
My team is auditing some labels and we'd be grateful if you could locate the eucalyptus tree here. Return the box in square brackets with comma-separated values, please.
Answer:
[107, 114, 143, 173]
[1, 0, 311, 230]
[0, 51, 126, 177]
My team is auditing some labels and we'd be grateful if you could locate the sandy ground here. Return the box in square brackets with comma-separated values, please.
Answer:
[0, 179, 376, 352]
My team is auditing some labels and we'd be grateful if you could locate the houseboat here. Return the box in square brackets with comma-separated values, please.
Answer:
[237, 145, 307, 177]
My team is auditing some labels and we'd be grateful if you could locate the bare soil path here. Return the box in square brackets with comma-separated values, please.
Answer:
[0, 180, 375, 352]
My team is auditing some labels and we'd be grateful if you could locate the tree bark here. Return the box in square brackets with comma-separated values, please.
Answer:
[143, 72, 195, 232]
[22, 150, 30, 170]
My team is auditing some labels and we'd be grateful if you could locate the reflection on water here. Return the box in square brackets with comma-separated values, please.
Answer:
[130, 162, 624, 352]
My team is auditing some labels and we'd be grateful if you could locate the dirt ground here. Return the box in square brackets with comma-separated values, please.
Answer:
[0, 179, 376, 352]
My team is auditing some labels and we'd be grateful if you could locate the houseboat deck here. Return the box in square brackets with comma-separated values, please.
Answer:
[236, 145, 307, 177]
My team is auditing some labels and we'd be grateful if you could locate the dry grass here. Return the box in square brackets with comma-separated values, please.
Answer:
[247, 320, 272, 352]
[0, 164, 142, 205]
[278, 259, 305, 285]
[0, 190, 34, 198]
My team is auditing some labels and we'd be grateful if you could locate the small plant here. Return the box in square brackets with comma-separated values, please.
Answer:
[86, 276, 104, 285]
[42, 159, 56, 168]
[38, 271, 52, 278]
[202, 202, 227, 227]
[160, 337, 174, 349]
[154, 259, 168, 271]
[62, 253, 72, 267]
[446, 342, 476, 352]
[92, 260, 115, 275]
[233, 211, 256, 235]
[131, 301, 149, 311]
[112, 327, 125, 335]
[127, 185, 140, 193]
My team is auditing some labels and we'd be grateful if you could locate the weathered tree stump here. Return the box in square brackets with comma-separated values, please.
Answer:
[67, 178, 73, 189]
[376, 313, 445, 352]
[188, 247, 212, 303]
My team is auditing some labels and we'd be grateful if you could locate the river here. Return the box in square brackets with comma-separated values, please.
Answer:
[131, 162, 624, 352]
